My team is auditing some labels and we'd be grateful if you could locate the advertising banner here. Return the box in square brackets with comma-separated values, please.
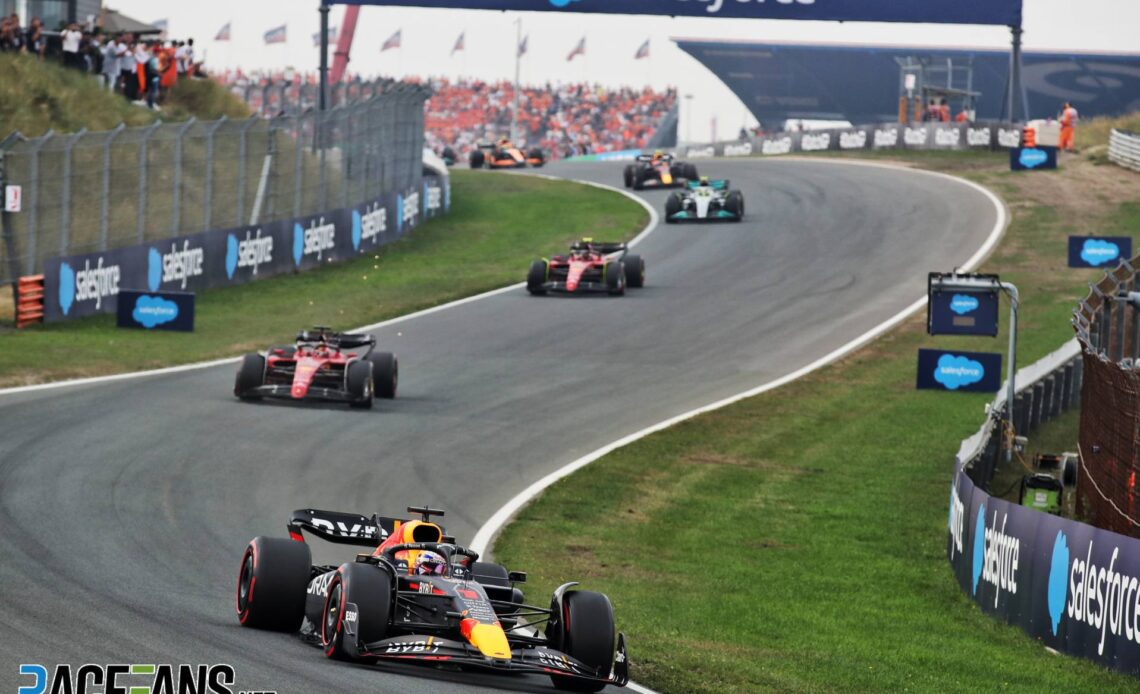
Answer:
[43, 175, 449, 321]
[116, 290, 196, 332]
[1068, 236, 1132, 269]
[341, 1, 1022, 27]
[928, 288, 1000, 337]
[916, 348, 1002, 394]
[1010, 146, 1058, 171]
[948, 461, 1140, 675]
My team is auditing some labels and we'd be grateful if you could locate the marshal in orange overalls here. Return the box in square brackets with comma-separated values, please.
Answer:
[1059, 103, 1079, 151]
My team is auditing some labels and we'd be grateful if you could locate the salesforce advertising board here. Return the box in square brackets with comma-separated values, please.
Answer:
[948, 463, 1140, 675]
[351, 0, 1022, 26]
[42, 175, 449, 321]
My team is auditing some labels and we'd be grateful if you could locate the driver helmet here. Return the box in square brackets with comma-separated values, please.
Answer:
[499, 137, 511, 148]
[413, 551, 447, 576]
[698, 176, 711, 187]
[652, 149, 664, 160]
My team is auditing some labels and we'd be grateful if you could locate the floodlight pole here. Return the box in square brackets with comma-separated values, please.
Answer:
[319, 0, 330, 112]
[1008, 24, 1024, 123]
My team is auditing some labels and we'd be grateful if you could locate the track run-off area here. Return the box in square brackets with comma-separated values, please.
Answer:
[0, 158, 1002, 693]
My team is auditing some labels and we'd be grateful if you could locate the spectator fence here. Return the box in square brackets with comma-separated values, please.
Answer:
[0, 82, 430, 285]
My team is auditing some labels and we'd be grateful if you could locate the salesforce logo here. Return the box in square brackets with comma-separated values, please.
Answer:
[1019, 148, 1048, 169]
[293, 223, 305, 266]
[132, 295, 179, 329]
[949, 294, 979, 315]
[148, 248, 163, 292]
[972, 503, 986, 595]
[934, 354, 985, 390]
[58, 262, 76, 316]
[972, 504, 1021, 607]
[1058, 538, 1140, 654]
[548, 0, 579, 6]
[57, 257, 121, 315]
[226, 229, 274, 279]
[1047, 530, 1069, 636]
[148, 241, 204, 291]
[1080, 238, 1120, 266]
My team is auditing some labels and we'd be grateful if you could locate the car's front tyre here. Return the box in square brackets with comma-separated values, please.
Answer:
[322, 563, 392, 661]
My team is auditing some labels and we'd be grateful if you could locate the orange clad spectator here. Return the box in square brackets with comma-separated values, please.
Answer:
[1059, 102, 1079, 151]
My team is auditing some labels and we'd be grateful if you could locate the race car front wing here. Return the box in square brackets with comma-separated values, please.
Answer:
[342, 605, 629, 687]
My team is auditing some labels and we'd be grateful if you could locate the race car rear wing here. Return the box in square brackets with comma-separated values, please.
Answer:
[287, 508, 452, 547]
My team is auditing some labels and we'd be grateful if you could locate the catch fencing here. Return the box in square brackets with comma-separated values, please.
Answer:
[1108, 129, 1140, 173]
[0, 82, 431, 286]
[1073, 258, 1140, 539]
[226, 77, 392, 118]
[950, 339, 1140, 677]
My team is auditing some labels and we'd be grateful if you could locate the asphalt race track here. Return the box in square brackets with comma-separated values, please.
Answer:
[0, 158, 999, 693]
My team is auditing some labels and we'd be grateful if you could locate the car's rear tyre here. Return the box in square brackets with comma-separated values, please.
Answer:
[664, 193, 682, 223]
[527, 260, 548, 295]
[605, 262, 625, 296]
[1063, 456, 1079, 488]
[469, 149, 485, 168]
[623, 165, 634, 188]
[685, 163, 699, 180]
[369, 351, 398, 399]
[234, 353, 265, 401]
[550, 591, 616, 692]
[346, 360, 374, 409]
[623, 254, 645, 288]
[322, 563, 392, 661]
[236, 536, 311, 632]
[726, 190, 745, 220]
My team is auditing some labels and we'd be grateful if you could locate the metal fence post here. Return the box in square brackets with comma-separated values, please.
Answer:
[236, 118, 258, 227]
[59, 128, 87, 256]
[136, 121, 160, 243]
[24, 131, 50, 274]
[203, 116, 227, 231]
[293, 114, 304, 219]
[99, 124, 125, 251]
[318, 110, 328, 212]
[342, 106, 353, 208]
[171, 118, 197, 237]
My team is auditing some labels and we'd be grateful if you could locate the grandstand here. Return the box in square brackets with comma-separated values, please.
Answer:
[218, 70, 676, 162]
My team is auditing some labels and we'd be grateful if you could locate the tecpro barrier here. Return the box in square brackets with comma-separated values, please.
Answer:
[679, 121, 1023, 159]
[951, 339, 1140, 676]
[567, 121, 1024, 163]
[948, 460, 1140, 675]
[42, 175, 449, 321]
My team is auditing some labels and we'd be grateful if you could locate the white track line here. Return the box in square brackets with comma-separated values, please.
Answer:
[470, 163, 1007, 554]
[0, 176, 656, 398]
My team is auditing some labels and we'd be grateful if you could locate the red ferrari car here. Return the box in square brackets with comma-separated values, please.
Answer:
[527, 239, 645, 296]
[234, 327, 397, 409]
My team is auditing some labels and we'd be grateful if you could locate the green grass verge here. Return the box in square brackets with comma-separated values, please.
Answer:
[494, 154, 1140, 691]
[0, 52, 248, 137]
[0, 171, 646, 386]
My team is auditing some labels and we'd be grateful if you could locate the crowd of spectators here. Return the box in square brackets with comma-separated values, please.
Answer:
[424, 78, 676, 160]
[0, 12, 200, 111]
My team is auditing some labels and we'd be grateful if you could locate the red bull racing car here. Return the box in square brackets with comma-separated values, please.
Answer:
[527, 239, 645, 296]
[470, 139, 546, 169]
[233, 326, 397, 409]
[623, 151, 697, 190]
[237, 506, 628, 692]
